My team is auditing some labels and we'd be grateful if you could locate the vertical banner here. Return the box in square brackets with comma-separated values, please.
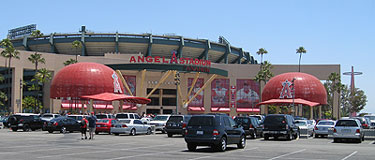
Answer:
[211, 79, 230, 110]
[230, 86, 236, 108]
[236, 79, 260, 112]
[187, 78, 204, 109]
[123, 75, 137, 110]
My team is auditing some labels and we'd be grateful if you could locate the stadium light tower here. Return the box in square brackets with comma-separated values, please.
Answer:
[343, 66, 363, 116]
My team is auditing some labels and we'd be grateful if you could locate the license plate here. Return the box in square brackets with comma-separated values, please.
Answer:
[173, 124, 177, 127]
[342, 129, 351, 133]
[196, 131, 203, 135]
[322, 128, 327, 131]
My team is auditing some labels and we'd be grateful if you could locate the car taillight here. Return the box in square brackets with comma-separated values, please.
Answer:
[356, 129, 360, 133]
[182, 123, 187, 129]
[19, 119, 24, 122]
[122, 124, 128, 128]
[250, 124, 253, 128]
[333, 128, 337, 133]
[213, 129, 219, 136]
[282, 121, 286, 124]
[53, 122, 58, 126]
[314, 126, 318, 130]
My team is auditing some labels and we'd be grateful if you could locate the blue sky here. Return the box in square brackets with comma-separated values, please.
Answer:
[1, 0, 374, 113]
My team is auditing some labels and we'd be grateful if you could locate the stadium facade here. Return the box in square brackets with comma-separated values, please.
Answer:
[0, 26, 341, 118]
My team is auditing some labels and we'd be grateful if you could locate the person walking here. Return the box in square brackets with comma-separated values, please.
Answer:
[87, 112, 97, 140]
[80, 117, 88, 140]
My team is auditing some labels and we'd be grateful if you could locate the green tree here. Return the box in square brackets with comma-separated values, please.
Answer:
[349, 88, 367, 113]
[324, 72, 342, 118]
[63, 58, 78, 66]
[340, 85, 351, 117]
[30, 30, 44, 38]
[256, 48, 268, 65]
[72, 40, 82, 57]
[34, 68, 52, 113]
[22, 96, 42, 113]
[296, 46, 307, 72]
[1, 38, 20, 112]
[0, 74, 8, 107]
[255, 61, 274, 112]
[28, 52, 45, 72]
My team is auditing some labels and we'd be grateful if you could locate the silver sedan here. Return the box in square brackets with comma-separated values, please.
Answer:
[111, 119, 152, 136]
[333, 119, 364, 143]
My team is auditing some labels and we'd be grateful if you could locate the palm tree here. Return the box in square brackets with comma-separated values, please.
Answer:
[28, 52, 45, 111]
[34, 68, 52, 113]
[0, 74, 8, 107]
[328, 72, 341, 119]
[63, 58, 78, 66]
[255, 60, 274, 114]
[30, 30, 43, 38]
[72, 40, 82, 59]
[296, 46, 307, 72]
[256, 48, 268, 65]
[1, 38, 20, 112]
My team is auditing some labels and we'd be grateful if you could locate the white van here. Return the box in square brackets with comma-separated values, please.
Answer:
[115, 113, 140, 120]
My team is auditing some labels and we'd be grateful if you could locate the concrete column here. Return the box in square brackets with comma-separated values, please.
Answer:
[319, 106, 322, 119]
[333, 91, 339, 119]
[276, 106, 280, 114]
[12, 67, 23, 113]
[310, 106, 313, 120]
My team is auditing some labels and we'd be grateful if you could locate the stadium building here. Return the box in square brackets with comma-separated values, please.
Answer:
[0, 26, 341, 119]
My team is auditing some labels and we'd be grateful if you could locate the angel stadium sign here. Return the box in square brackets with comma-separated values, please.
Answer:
[129, 52, 211, 72]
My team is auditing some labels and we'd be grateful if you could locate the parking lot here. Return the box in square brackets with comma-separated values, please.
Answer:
[0, 129, 374, 160]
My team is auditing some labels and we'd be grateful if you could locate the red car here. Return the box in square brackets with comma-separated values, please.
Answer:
[95, 118, 117, 134]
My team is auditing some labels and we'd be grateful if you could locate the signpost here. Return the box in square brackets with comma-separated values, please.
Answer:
[8, 24, 36, 39]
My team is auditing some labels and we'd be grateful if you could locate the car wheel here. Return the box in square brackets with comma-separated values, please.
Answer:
[108, 132, 112, 135]
[274, 136, 279, 140]
[187, 143, 197, 151]
[315, 134, 319, 138]
[362, 136, 365, 141]
[216, 137, 227, 152]
[264, 134, 269, 140]
[23, 125, 30, 132]
[146, 128, 152, 135]
[60, 127, 66, 134]
[167, 133, 173, 137]
[95, 131, 99, 135]
[251, 132, 257, 139]
[114, 133, 119, 136]
[130, 128, 136, 136]
[161, 130, 166, 134]
[48, 130, 53, 133]
[31, 128, 36, 131]
[286, 132, 292, 140]
[294, 131, 300, 140]
[356, 138, 362, 143]
[237, 135, 246, 149]
[11, 127, 18, 132]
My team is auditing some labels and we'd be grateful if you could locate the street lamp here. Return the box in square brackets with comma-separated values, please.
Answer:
[174, 71, 180, 114]
[19, 79, 23, 113]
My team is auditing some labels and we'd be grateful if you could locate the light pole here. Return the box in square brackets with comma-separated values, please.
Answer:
[174, 71, 180, 114]
[291, 78, 296, 116]
[19, 79, 23, 113]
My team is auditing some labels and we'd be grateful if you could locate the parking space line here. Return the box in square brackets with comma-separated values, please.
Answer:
[107, 149, 182, 160]
[369, 141, 374, 145]
[268, 149, 306, 160]
[187, 147, 258, 160]
[341, 151, 357, 160]
[36, 143, 175, 159]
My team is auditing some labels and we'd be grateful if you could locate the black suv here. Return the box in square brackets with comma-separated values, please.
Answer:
[184, 113, 246, 152]
[166, 115, 192, 137]
[263, 114, 299, 140]
[234, 116, 263, 139]
[8, 114, 43, 132]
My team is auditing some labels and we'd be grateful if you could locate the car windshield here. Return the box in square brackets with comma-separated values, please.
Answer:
[250, 116, 262, 121]
[188, 116, 214, 126]
[96, 115, 108, 119]
[98, 119, 109, 123]
[235, 117, 250, 124]
[42, 115, 53, 118]
[295, 121, 307, 126]
[152, 116, 169, 121]
[116, 114, 128, 119]
[318, 121, 334, 125]
[168, 116, 183, 123]
[336, 120, 358, 127]
[365, 116, 375, 120]
[264, 116, 285, 125]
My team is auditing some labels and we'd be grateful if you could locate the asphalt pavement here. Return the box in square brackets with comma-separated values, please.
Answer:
[0, 129, 374, 160]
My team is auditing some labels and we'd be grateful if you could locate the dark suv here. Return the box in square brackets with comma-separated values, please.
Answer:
[263, 114, 299, 140]
[8, 114, 43, 132]
[234, 116, 263, 139]
[166, 115, 192, 137]
[184, 114, 246, 152]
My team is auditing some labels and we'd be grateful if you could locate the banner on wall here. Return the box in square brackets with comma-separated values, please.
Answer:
[123, 75, 137, 110]
[187, 78, 205, 111]
[211, 79, 230, 112]
[236, 79, 260, 112]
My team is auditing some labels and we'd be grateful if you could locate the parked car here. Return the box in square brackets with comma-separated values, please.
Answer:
[353, 117, 371, 129]
[95, 118, 117, 134]
[115, 113, 141, 120]
[67, 115, 85, 123]
[2, 116, 10, 128]
[140, 117, 153, 124]
[333, 119, 364, 143]
[234, 116, 263, 139]
[250, 115, 265, 123]
[148, 115, 171, 133]
[263, 114, 300, 140]
[8, 113, 43, 132]
[44, 117, 82, 133]
[111, 119, 152, 136]
[314, 120, 336, 138]
[364, 115, 375, 127]
[40, 114, 61, 122]
[165, 115, 192, 137]
[184, 113, 246, 152]
[295, 120, 314, 137]
[95, 114, 115, 120]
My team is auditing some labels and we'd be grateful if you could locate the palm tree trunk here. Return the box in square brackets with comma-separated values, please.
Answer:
[7, 57, 11, 113]
[298, 53, 302, 72]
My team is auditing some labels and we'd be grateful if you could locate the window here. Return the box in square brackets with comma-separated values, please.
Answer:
[189, 116, 214, 126]
[129, 114, 134, 119]
[162, 98, 176, 106]
[229, 118, 237, 128]
[134, 120, 142, 124]
[135, 114, 140, 119]
[223, 117, 230, 127]
[111, 120, 117, 124]
[147, 88, 160, 95]
[318, 121, 334, 125]
[148, 97, 160, 106]
[336, 120, 359, 127]
[116, 114, 128, 119]
[98, 120, 109, 123]
[163, 89, 176, 95]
